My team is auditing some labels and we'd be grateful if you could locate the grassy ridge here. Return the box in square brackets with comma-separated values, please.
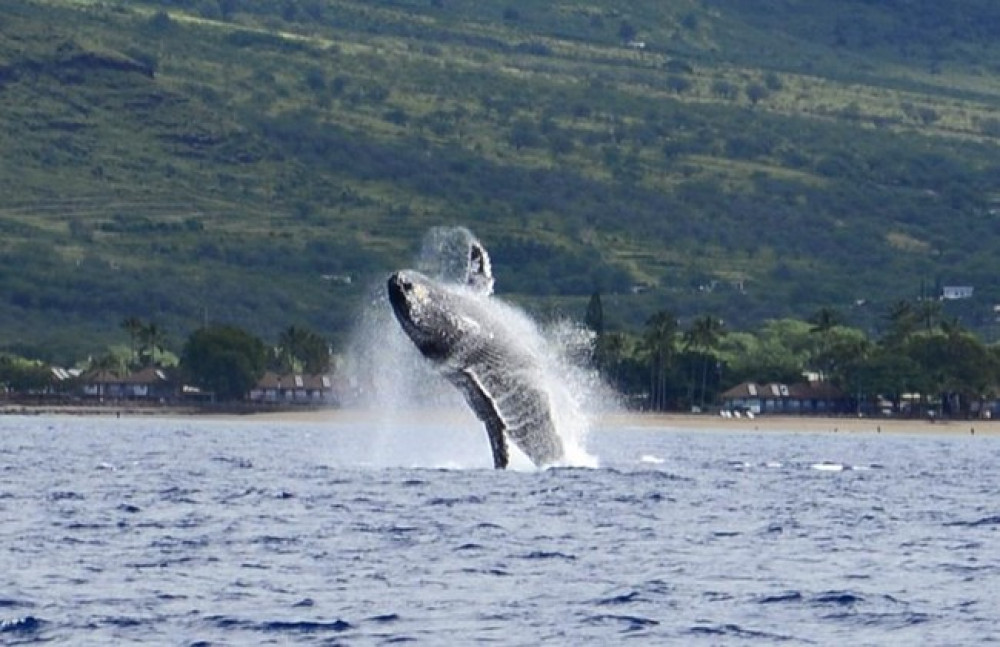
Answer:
[3, 0, 1000, 360]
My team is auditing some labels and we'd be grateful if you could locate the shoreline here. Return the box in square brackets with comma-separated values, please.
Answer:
[1, 403, 995, 435]
[597, 412, 995, 435]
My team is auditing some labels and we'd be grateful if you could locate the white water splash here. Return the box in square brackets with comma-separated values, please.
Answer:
[343, 227, 610, 469]
[811, 462, 847, 472]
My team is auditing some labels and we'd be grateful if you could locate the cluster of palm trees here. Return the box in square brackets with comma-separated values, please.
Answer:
[120, 316, 167, 369]
[273, 325, 331, 374]
[589, 290, 726, 412]
[638, 312, 723, 411]
[121, 318, 332, 374]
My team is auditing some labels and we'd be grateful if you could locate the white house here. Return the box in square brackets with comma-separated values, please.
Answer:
[941, 286, 973, 300]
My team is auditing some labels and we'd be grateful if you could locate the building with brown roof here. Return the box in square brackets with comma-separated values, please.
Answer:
[248, 372, 334, 404]
[720, 381, 847, 415]
[81, 367, 174, 401]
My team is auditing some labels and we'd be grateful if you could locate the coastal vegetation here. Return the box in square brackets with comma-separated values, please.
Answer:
[2, 319, 332, 404]
[4, 0, 1000, 412]
[593, 297, 1000, 418]
[180, 324, 269, 402]
[4, 296, 999, 419]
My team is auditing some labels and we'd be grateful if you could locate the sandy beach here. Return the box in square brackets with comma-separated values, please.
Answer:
[2, 403, 995, 435]
[595, 412, 996, 436]
[222, 408, 998, 436]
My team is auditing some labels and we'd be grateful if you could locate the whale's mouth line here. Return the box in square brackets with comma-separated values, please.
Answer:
[387, 270, 452, 363]
[387, 272, 408, 318]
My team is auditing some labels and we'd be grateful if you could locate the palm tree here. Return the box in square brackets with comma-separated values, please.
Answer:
[276, 325, 306, 372]
[916, 299, 942, 332]
[809, 307, 843, 379]
[938, 315, 964, 338]
[883, 299, 918, 346]
[595, 331, 626, 385]
[643, 310, 678, 411]
[137, 322, 166, 367]
[121, 316, 144, 367]
[90, 352, 125, 374]
[808, 307, 842, 334]
[683, 315, 724, 409]
[277, 325, 331, 374]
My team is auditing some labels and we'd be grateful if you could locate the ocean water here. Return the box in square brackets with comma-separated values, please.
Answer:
[1, 413, 998, 645]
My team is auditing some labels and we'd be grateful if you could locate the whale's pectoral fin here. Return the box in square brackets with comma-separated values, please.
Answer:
[484, 417, 509, 469]
[454, 368, 509, 469]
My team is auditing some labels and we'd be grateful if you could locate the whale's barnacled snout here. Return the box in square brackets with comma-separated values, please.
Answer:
[388, 270, 451, 362]
[388, 270, 434, 331]
[388, 270, 432, 319]
[387, 271, 410, 320]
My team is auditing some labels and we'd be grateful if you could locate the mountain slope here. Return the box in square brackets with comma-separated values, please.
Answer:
[3, 0, 1000, 360]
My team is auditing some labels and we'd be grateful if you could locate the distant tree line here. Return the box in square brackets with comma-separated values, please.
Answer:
[2, 319, 333, 403]
[587, 293, 1000, 418]
[7, 294, 999, 416]
[179, 322, 333, 401]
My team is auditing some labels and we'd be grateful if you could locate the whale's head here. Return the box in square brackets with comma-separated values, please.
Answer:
[388, 270, 465, 361]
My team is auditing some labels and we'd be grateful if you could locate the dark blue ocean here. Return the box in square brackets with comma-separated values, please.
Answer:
[1, 413, 998, 645]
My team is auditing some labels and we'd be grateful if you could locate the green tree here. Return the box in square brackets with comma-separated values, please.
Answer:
[595, 330, 625, 381]
[643, 310, 678, 411]
[121, 316, 144, 367]
[181, 325, 267, 401]
[823, 334, 873, 412]
[808, 307, 845, 378]
[883, 299, 919, 346]
[0, 357, 52, 393]
[717, 324, 804, 385]
[905, 327, 996, 417]
[584, 291, 604, 336]
[275, 325, 331, 374]
[138, 322, 167, 367]
[815, 327, 869, 382]
[808, 307, 843, 334]
[618, 21, 637, 43]
[684, 315, 724, 409]
[746, 82, 769, 106]
[916, 299, 942, 332]
[865, 345, 922, 415]
[509, 118, 541, 150]
[89, 352, 127, 374]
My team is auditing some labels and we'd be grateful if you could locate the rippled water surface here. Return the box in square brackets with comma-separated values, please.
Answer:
[1, 414, 999, 645]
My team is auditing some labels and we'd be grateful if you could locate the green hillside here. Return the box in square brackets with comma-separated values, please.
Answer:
[3, 0, 1000, 361]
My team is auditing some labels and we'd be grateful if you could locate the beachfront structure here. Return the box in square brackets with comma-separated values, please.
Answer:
[720, 381, 847, 415]
[81, 367, 174, 401]
[248, 372, 335, 404]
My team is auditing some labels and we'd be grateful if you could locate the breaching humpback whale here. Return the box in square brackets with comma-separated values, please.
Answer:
[387, 246, 564, 469]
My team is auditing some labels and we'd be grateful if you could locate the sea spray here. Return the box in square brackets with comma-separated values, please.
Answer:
[415, 226, 490, 289]
[341, 285, 473, 467]
[344, 227, 613, 468]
